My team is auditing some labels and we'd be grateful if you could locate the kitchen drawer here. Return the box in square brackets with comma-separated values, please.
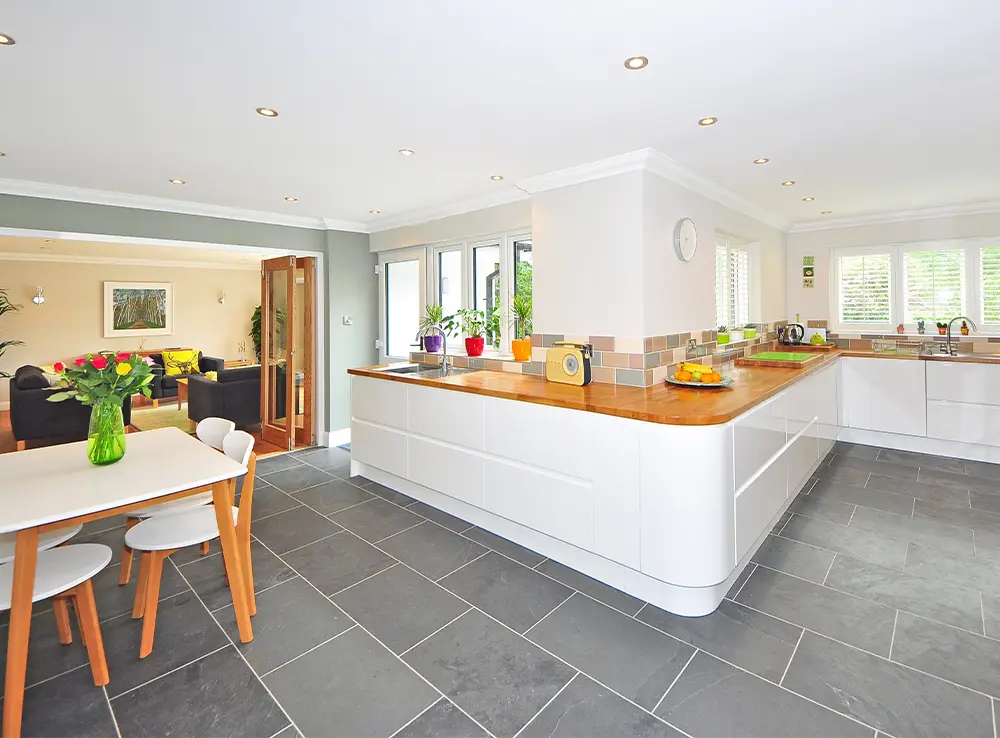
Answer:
[351, 420, 407, 478]
[483, 397, 594, 478]
[351, 376, 407, 429]
[408, 437, 484, 507]
[735, 454, 788, 562]
[927, 362, 1000, 406]
[787, 422, 819, 493]
[733, 394, 786, 490]
[841, 357, 926, 436]
[927, 400, 1000, 447]
[407, 384, 484, 449]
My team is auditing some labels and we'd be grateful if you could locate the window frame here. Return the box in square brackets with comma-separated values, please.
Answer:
[715, 235, 756, 330]
[377, 247, 426, 363]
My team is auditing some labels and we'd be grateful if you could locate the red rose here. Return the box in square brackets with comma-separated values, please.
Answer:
[74, 357, 86, 367]
[91, 356, 108, 369]
[116, 352, 131, 361]
[53, 362, 65, 372]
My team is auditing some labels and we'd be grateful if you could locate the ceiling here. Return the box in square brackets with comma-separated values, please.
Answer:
[1, 1, 998, 231]
[0, 235, 275, 268]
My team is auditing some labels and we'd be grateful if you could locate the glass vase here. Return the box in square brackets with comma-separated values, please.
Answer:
[88, 400, 126, 465]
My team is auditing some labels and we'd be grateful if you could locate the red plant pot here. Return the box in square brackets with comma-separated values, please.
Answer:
[938, 327, 947, 335]
[465, 336, 485, 357]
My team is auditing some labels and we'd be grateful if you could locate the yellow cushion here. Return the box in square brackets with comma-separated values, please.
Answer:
[204, 371, 218, 381]
[162, 350, 199, 376]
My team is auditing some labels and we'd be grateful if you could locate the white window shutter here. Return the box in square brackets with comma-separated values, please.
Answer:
[838, 254, 892, 324]
[903, 248, 965, 323]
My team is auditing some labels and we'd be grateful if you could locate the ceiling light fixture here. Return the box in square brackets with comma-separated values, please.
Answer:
[0, 152, 6, 157]
[491, 175, 504, 181]
[398, 148, 415, 156]
[821, 210, 833, 215]
[781, 180, 795, 186]
[753, 158, 769, 164]
[802, 196, 815, 202]
[284, 196, 298, 202]
[0, 34, 15, 46]
[32, 286, 45, 306]
[369, 209, 381, 215]
[168, 178, 186, 185]
[624, 56, 648, 70]
[255, 107, 278, 117]
[698, 117, 718, 126]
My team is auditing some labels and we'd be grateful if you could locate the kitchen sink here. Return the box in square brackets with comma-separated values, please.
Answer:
[373, 363, 482, 378]
[373, 364, 424, 374]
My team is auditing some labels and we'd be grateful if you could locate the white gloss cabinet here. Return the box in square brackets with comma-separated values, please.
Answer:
[926, 362, 1000, 405]
[841, 357, 926, 436]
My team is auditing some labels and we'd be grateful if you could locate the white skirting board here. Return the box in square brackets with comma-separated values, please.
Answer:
[838, 427, 1000, 463]
[326, 428, 350, 447]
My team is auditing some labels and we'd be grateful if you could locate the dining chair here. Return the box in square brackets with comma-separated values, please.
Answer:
[0, 525, 84, 565]
[125, 430, 256, 657]
[0, 544, 113, 691]
[118, 417, 236, 585]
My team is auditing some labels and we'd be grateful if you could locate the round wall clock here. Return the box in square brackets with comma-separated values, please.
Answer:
[673, 218, 698, 262]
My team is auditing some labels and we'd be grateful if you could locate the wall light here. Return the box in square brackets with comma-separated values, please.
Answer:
[219, 291, 227, 305]
[31, 286, 45, 305]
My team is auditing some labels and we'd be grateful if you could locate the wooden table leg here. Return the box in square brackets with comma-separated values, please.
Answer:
[3, 528, 39, 738]
[212, 479, 253, 642]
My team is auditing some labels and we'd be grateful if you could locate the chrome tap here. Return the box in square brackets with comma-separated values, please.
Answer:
[420, 325, 449, 374]
[946, 316, 976, 356]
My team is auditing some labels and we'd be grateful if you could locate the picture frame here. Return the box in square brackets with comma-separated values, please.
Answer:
[103, 281, 174, 338]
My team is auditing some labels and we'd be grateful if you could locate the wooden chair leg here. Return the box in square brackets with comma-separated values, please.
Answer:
[72, 580, 109, 686]
[52, 598, 73, 645]
[70, 595, 87, 648]
[132, 551, 151, 619]
[239, 534, 255, 616]
[152, 398, 159, 408]
[200, 541, 210, 556]
[139, 552, 165, 659]
[118, 517, 140, 585]
[15, 440, 26, 451]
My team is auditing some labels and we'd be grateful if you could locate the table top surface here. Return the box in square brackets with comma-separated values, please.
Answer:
[0, 427, 247, 533]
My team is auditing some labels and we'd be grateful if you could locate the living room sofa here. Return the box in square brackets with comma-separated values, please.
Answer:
[186, 365, 261, 429]
[148, 351, 225, 407]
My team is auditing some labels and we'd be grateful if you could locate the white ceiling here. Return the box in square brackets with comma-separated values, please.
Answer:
[1, 0, 998, 231]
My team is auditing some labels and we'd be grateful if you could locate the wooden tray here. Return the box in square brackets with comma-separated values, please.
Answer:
[782, 343, 838, 352]
[735, 352, 823, 369]
[665, 376, 734, 389]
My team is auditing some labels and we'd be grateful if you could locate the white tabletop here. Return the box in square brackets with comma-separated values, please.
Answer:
[0, 427, 247, 533]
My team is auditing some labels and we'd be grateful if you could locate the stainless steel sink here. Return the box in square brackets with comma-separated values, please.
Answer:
[373, 364, 423, 375]
[373, 364, 481, 378]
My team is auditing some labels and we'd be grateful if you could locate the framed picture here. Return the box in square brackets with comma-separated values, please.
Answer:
[103, 282, 174, 338]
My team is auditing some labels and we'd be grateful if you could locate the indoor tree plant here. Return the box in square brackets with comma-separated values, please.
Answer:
[48, 352, 154, 465]
[511, 294, 533, 362]
[717, 325, 730, 345]
[250, 305, 285, 362]
[419, 304, 446, 353]
[444, 309, 487, 357]
[0, 288, 23, 378]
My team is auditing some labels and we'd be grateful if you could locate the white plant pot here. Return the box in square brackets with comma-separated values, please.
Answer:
[728, 330, 745, 342]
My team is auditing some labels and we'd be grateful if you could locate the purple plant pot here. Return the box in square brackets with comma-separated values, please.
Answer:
[423, 334, 443, 353]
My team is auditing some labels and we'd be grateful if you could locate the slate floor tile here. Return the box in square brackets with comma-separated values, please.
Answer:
[330, 497, 424, 543]
[920, 467, 1000, 495]
[379, 521, 488, 581]
[215, 577, 354, 675]
[735, 566, 896, 655]
[252, 506, 343, 555]
[752, 534, 836, 583]
[876, 447, 967, 474]
[239, 483, 301, 520]
[771, 509, 792, 534]
[783, 631, 994, 738]
[395, 699, 489, 738]
[829, 454, 919, 480]
[402, 610, 575, 738]
[726, 563, 756, 598]
[255, 453, 305, 476]
[439, 552, 572, 633]
[179, 539, 297, 612]
[0, 609, 89, 696]
[788, 494, 855, 525]
[333, 565, 468, 654]
[460, 526, 546, 567]
[983, 593, 1000, 639]
[111, 646, 288, 737]
[912, 498, 1000, 532]
[521, 674, 682, 738]
[265, 627, 437, 738]
[850, 506, 975, 556]
[281, 531, 397, 595]
[536, 558, 645, 616]
[355, 477, 416, 506]
[965, 459, 1000, 482]
[638, 598, 803, 683]
[810, 476, 915, 516]
[867, 473, 970, 507]
[91, 559, 189, 622]
[811, 463, 871, 487]
[290, 477, 373, 515]
[780, 513, 907, 568]
[655, 650, 871, 738]
[528, 593, 695, 710]
[825, 554, 984, 632]
[261, 464, 337, 494]
[406, 500, 475, 533]
[903, 541, 1000, 596]
[892, 611, 1000, 697]
[13, 667, 117, 738]
[293, 446, 352, 473]
[971, 489, 1000, 515]
[832, 441, 880, 460]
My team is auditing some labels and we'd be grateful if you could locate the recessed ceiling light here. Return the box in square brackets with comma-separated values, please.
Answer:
[369, 209, 381, 215]
[781, 180, 795, 187]
[491, 175, 504, 181]
[821, 210, 833, 215]
[698, 117, 718, 126]
[284, 196, 298, 202]
[802, 196, 815, 202]
[0, 34, 15, 46]
[753, 158, 769, 165]
[168, 179, 186, 185]
[398, 148, 415, 157]
[44, 239, 54, 243]
[624, 56, 648, 70]
[0, 151, 5, 157]
[256, 107, 278, 117]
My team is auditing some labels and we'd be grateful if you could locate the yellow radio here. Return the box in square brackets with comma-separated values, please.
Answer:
[545, 342, 593, 386]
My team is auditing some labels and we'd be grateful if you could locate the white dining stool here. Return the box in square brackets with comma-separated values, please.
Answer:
[0, 544, 113, 688]
[126, 430, 257, 657]
[118, 417, 236, 585]
[0, 524, 83, 565]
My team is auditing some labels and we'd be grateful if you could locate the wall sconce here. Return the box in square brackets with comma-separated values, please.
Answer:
[218, 291, 227, 305]
[31, 286, 45, 305]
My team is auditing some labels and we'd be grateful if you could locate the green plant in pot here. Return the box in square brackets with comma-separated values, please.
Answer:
[511, 295, 533, 362]
[0, 288, 24, 378]
[717, 325, 731, 345]
[250, 305, 285, 362]
[419, 304, 446, 353]
[936, 321, 948, 335]
[444, 309, 487, 357]
[48, 352, 154, 465]
[743, 323, 757, 339]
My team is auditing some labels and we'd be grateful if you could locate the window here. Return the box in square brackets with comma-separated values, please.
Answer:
[513, 239, 533, 338]
[436, 248, 463, 341]
[982, 247, 1000, 323]
[715, 238, 750, 329]
[838, 253, 892, 325]
[474, 244, 501, 347]
[384, 259, 421, 358]
[902, 248, 965, 323]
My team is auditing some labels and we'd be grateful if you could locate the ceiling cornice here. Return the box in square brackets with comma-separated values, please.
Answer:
[0, 251, 260, 270]
[516, 149, 654, 195]
[0, 178, 370, 232]
[366, 189, 529, 233]
[788, 200, 1000, 233]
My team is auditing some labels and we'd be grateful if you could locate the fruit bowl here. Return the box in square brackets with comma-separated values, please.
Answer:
[666, 362, 733, 388]
[665, 376, 734, 388]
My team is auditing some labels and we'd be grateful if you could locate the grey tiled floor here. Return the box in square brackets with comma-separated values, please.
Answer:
[5, 442, 1000, 737]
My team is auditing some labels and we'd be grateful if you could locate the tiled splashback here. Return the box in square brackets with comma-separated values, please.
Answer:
[410, 321, 787, 387]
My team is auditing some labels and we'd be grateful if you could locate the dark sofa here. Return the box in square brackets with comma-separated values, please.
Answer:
[187, 365, 261, 429]
[9, 365, 132, 450]
[148, 351, 225, 406]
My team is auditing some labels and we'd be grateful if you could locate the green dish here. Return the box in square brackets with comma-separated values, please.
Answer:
[665, 376, 734, 389]
[750, 352, 811, 361]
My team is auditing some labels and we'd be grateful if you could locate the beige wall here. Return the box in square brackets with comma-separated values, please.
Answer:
[0, 260, 260, 404]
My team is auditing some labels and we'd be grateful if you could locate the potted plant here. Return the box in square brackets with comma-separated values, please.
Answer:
[961, 320, 970, 336]
[743, 323, 757, 340]
[916, 319, 926, 335]
[0, 288, 23, 378]
[937, 321, 948, 335]
[48, 352, 155, 465]
[418, 304, 446, 353]
[729, 326, 745, 342]
[444, 309, 487, 357]
[896, 323, 905, 334]
[717, 326, 730, 345]
[511, 295, 533, 362]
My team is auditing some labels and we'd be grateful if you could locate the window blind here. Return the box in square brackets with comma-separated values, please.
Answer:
[839, 254, 892, 324]
[903, 248, 965, 323]
[715, 243, 729, 327]
[730, 248, 750, 328]
[982, 247, 1000, 324]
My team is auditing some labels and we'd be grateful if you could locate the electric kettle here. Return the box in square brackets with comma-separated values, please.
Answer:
[778, 323, 806, 346]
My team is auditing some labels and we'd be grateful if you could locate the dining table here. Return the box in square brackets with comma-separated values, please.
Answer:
[0, 427, 254, 738]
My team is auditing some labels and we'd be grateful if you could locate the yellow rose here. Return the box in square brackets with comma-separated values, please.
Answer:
[115, 362, 132, 376]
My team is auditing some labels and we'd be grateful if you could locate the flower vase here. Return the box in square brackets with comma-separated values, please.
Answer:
[88, 401, 126, 465]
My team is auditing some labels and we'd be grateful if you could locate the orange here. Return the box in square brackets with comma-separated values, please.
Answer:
[711, 372, 723, 383]
[675, 370, 692, 382]
[701, 373, 715, 383]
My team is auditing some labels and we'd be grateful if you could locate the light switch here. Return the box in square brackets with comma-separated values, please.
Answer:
[342, 316, 354, 326]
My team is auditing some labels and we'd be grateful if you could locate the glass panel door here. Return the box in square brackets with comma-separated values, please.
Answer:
[261, 256, 295, 449]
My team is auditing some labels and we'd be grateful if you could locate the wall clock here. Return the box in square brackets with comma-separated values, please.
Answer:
[673, 218, 698, 262]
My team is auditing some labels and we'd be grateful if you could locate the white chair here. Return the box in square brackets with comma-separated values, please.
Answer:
[0, 544, 113, 689]
[126, 430, 256, 657]
[118, 417, 236, 585]
[0, 525, 83, 565]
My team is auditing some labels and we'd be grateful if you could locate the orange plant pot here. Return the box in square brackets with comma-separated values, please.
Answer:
[512, 338, 532, 362]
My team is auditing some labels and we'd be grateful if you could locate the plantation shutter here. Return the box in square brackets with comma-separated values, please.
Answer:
[902, 248, 965, 323]
[715, 242, 729, 327]
[838, 254, 892, 324]
[981, 247, 1000, 324]
[730, 248, 750, 328]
